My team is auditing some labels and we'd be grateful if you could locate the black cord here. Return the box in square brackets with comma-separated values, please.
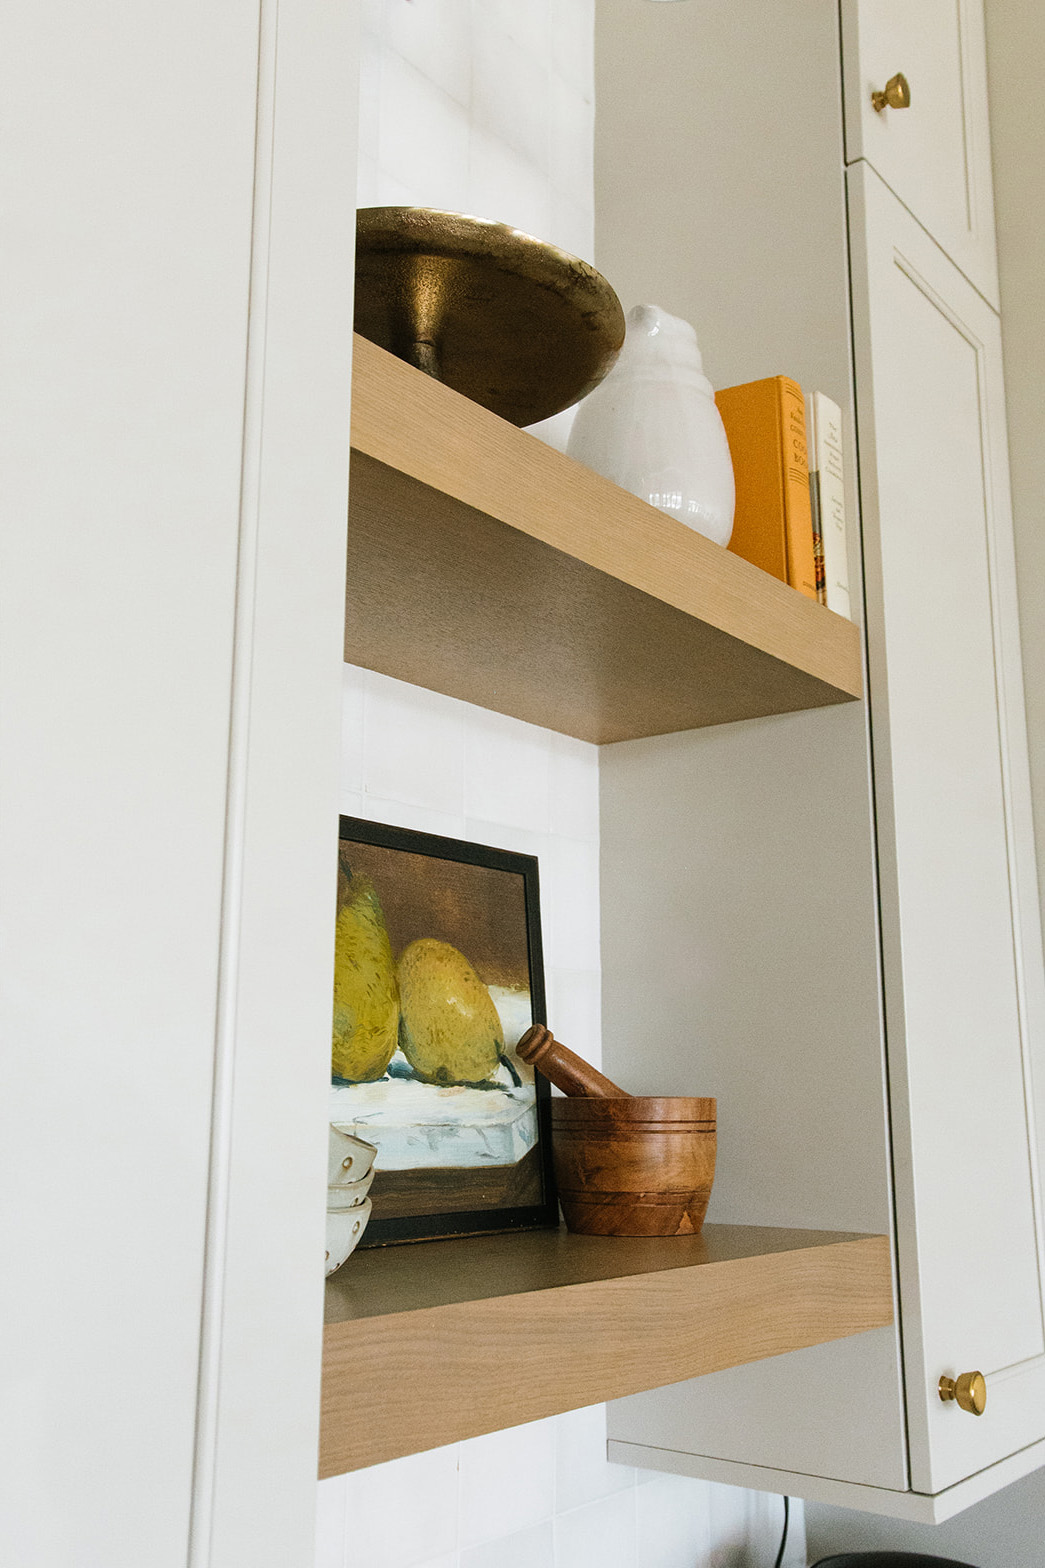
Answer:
[771, 1495, 790, 1568]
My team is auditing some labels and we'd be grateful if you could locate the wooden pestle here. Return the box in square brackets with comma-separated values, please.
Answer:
[516, 1024, 629, 1098]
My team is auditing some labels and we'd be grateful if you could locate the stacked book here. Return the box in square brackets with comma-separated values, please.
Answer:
[715, 376, 852, 620]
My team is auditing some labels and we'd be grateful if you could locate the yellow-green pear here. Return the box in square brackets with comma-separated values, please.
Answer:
[332, 872, 399, 1083]
[397, 939, 504, 1086]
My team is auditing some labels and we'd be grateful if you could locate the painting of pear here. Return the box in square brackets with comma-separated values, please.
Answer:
[332, 870, 400, 1082]
[398, 938, 504, 1086]
[331, 819, 552, 1244]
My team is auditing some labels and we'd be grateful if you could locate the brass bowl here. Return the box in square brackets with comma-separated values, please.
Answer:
[355, 207, 626, 427]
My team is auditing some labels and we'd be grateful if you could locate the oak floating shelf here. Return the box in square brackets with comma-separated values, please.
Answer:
[320, 1224, 892, 1477]
[347, 335, 863, 745]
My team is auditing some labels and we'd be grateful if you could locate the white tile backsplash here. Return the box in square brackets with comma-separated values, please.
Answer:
[549, 75, 595, 209]
[339, 665, 366, 794]
[377, 50, 471, 213]
[477, 0, 553, 61]
[544, 967, 601, 1073]
[548, 733, 600, 842]
[706, 1481, 749, 1567]
[464, 705, 551, 831]
[358, 0, 595, 263]
[467, 131, 553, 244]
[361, 671, 466, 815]
[551, 2, 595, 103]
[459, 1419, 557, 1549]
[555, 1405, 634, 1514]
[318, 1417, 804, 1568]
[324, 11, 807, 1568]
[359, 793, 468, 842]
[554, 1486, 636, 1568]
[543, 836, 602, 973]
[383, 0, 472, 109]
[461, 1522, 554, 1568]
[636, 1477, 714, 1568]
[344, 1442, 460, 1568]
[471, 24, 550, 170]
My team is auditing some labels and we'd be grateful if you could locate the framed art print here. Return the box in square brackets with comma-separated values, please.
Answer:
[330, 816, 557, 1244]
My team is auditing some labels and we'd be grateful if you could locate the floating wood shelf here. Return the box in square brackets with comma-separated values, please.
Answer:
[347, 335, 863, 745]
[320, 1224, 892, 1477]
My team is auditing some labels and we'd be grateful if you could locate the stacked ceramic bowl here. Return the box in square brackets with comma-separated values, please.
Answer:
[326, 1127, 377, 1276]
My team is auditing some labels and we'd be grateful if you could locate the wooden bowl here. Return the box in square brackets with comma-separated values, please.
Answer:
[550, 1096, 716, 1237]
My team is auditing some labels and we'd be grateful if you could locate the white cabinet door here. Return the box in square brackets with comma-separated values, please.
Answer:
[0, 5, 359, 1566]
[842, 0, 999, 306]
[850, 161, 1045, 1495]
[0, 8, 258, 1564]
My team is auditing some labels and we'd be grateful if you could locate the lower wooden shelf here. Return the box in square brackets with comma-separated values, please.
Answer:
[320, 1223, 892, 1478]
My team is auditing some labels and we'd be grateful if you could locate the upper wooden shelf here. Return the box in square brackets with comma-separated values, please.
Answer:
[347, 335, 863, 745]
[320, 1223, 891, 1477]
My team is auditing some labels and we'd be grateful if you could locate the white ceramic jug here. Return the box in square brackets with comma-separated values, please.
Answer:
[567, 303, 735, 546]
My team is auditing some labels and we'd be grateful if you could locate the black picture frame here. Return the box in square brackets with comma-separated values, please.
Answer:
[334, 815, 558, 1245]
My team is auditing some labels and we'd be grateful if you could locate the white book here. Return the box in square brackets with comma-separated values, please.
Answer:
[805, 390, 852, 620]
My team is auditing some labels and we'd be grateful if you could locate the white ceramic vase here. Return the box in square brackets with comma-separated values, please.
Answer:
[566, 303, 735, 546]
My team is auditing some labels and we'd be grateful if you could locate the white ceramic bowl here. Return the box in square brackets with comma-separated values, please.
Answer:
[326, 1168, 375, 1210]
[325, 1198, 372, 1276]
[328, 1126, 377, 1186]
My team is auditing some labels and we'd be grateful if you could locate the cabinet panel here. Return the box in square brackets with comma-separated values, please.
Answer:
[601, 704, 908, 1493]
[0, 7, 260, 1565]
[596, 0, 1044, 1518]
[850, 163, 1045, 1493]
[842, 0, 999, 305]
[0, 5, 360, 1565]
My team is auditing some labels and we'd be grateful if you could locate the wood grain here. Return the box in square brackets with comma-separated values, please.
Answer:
[320, 1225, 892, 1476]
[551, 1095, 717, 1237]
[362, 1143, 543, 1224]
[347, 336, 863, 744]
[516, 1023, 628, 1097]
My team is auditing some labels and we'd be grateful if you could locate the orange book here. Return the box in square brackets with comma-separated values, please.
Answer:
[715, 376, 818, 602]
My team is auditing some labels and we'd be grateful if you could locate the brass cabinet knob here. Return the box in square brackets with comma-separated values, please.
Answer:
[871, 73, 912, 113]
[939, 1371, 987, 1416]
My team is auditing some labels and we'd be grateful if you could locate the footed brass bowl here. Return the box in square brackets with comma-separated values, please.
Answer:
[355, 207, 625, 427]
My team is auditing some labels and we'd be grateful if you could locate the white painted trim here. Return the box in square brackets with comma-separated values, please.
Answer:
[849, 160, 1045, 1492]
[189, 3, 360, 1564]
[0, 4, 260, 1562]
[188, 3, 275, 1555]
[609, 1434, 1045, 1524]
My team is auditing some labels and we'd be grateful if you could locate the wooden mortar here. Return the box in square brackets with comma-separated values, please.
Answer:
[517, 1026, 716, 1237]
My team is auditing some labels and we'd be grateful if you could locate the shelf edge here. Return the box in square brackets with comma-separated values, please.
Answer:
[350, 336, 863, 703]
[319, 1232, 891, 1476]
